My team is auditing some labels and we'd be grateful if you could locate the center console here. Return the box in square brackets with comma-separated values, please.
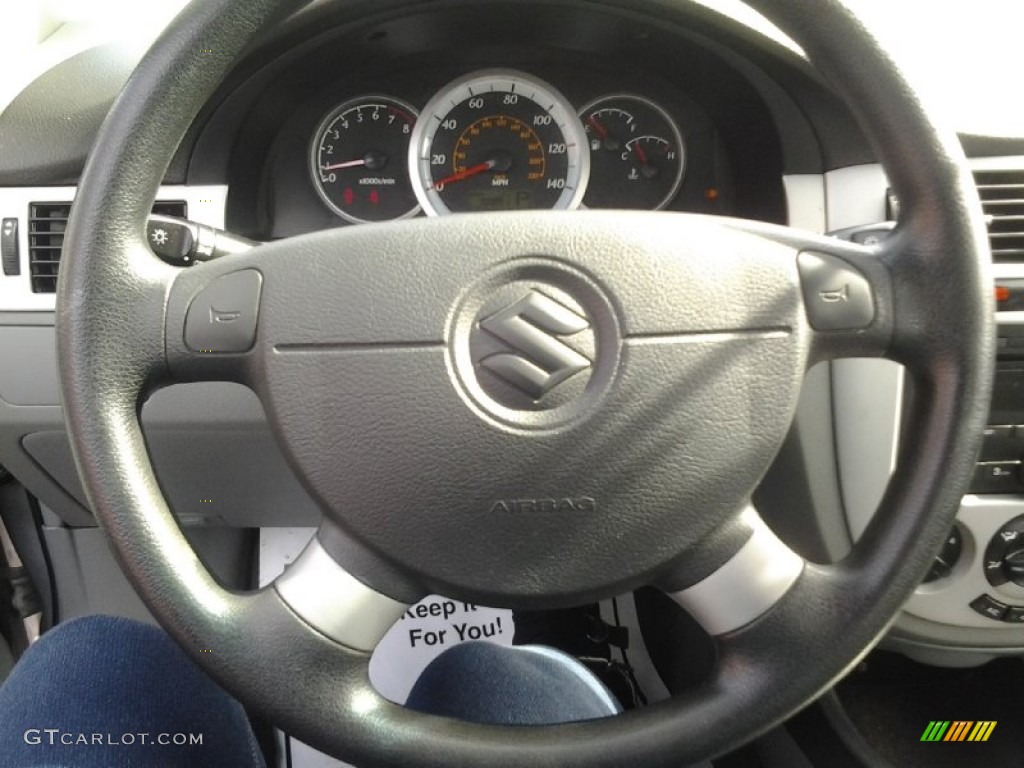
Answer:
[812, 159, 1024, 658]
[900, 268, 1024, 639]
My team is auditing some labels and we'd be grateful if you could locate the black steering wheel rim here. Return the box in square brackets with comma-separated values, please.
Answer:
[56, 1, 993, 766]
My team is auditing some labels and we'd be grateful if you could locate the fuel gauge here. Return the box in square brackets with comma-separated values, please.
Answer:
[580, 95, 685, 211]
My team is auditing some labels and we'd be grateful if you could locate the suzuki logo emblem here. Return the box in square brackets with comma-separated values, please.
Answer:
[478, 291, 591, 399]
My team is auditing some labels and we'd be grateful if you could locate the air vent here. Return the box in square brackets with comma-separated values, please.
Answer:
[28, 199, 188, 293]
[975, 169, 1024, 262]
[151, 200, 188, 219]
[28, 203, 68, 293]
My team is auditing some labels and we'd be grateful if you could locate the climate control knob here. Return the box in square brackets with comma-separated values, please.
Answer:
[1003, 547, 1024, 587]
[923, 525, 962, 583]
[983, 515, 1024, 587]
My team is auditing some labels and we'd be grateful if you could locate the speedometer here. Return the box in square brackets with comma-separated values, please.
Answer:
[409, 70, 589, 216]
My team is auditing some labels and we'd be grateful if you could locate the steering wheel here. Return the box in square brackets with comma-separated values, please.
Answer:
[56, 0, 992, 765]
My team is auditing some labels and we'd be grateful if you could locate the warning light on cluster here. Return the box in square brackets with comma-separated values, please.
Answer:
[994, 280, 1024, 311]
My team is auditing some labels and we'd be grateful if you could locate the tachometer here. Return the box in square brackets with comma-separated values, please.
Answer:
[409, 70, 589, 216]
[311, 95, 420, 224]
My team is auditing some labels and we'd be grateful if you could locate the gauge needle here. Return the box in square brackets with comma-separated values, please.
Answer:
[631, 143, 649, 165]
[432, 159, 497, 188]
[587, 116, 621, 151]
[321, 158, 368, 171]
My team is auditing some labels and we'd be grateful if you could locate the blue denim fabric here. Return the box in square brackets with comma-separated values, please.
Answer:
[0, 617, 623, 767]
[407, 641, 622, 724]
[0, 615, 264, 768]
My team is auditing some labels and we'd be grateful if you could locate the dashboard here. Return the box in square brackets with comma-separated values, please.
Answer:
[3, 0, 1024, 668]
[182, 2, 816, 241]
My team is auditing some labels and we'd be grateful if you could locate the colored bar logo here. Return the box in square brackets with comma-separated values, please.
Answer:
[921, 721, 997, 742]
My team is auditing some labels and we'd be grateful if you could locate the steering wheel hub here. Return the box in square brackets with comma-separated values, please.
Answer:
[240, 212, 809, 602]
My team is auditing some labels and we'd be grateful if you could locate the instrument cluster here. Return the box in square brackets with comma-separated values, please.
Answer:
[309, 68, 690, 224]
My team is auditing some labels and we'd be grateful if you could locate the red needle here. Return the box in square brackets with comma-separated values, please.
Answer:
[586, 116, 608, 140]
[631, 143, 649, 165]
[432, 159, 496, 188]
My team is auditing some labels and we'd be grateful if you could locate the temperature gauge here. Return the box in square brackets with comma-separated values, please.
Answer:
[580, 94, 685, 211]
[311, 96, 420, 224]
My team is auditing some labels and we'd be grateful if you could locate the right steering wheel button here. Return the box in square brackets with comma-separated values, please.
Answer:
[797, 251, 875, 330]
[184, 269, 263, 353]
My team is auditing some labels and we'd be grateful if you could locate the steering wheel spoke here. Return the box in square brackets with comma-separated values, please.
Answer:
[274, 531, 412, 652]
[664, 505, 805, 636]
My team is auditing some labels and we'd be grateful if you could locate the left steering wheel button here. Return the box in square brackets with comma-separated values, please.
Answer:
[797, 250, 875, 330]
[185, 270, 262, 353]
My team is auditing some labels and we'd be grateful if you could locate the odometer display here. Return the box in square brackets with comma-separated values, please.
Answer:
[410, 70, 588, 216]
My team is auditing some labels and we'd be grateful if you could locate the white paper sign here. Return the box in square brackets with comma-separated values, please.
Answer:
[368, 595, 515, 703]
